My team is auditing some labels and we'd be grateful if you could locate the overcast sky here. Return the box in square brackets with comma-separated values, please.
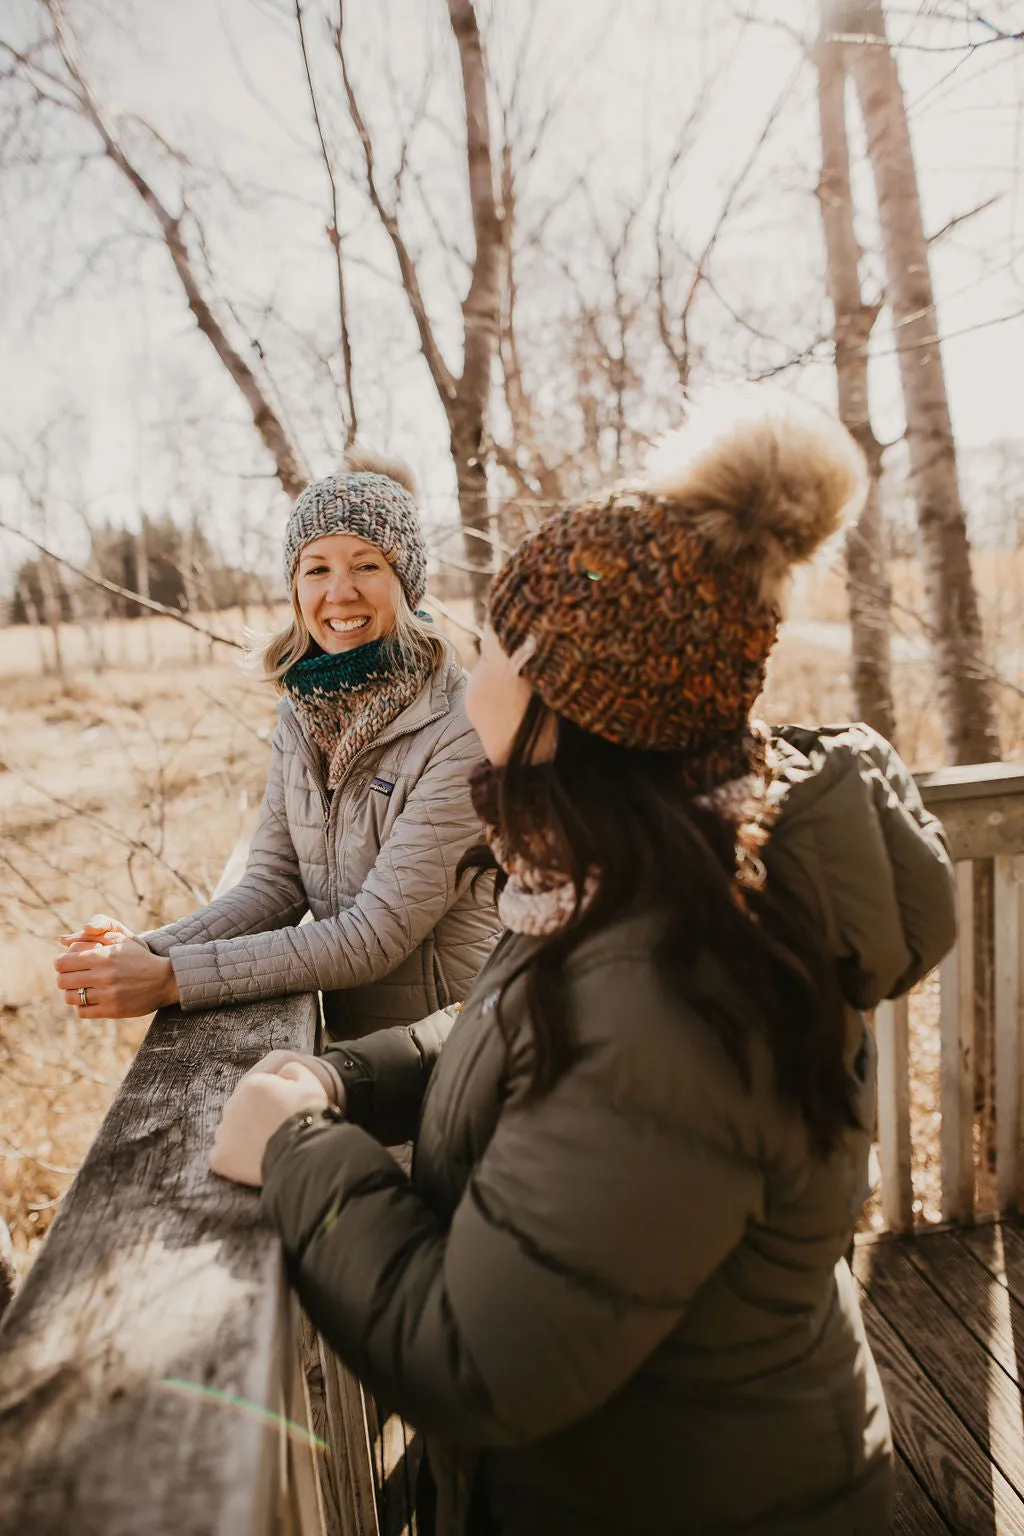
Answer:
[1, 0, 1022, 588]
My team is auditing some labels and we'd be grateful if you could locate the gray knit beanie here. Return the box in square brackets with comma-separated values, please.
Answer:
[284, 468, 427, 608]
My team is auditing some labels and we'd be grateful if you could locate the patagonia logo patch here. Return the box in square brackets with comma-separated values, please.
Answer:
[370, 776, 395, 798]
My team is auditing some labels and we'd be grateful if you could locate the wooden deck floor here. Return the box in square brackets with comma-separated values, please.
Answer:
[854, 1219, 1024, 1535]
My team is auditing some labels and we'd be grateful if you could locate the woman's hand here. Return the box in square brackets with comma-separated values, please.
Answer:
[54, 936, 179, 1018]
[60, 914, 140, 949]
[210, 1063, 330, 1187]
[244, 1049, 345, 1109]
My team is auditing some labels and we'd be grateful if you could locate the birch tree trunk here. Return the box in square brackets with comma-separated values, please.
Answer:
[336, 0, 503, 626]
[38, 553, 66, 684]
[17, 573, 51, 676]
[134, 514, 153, 664]
[447, 0, 504, 618]
[834, 0, 1000, 764]
[815, 23, 897, 745]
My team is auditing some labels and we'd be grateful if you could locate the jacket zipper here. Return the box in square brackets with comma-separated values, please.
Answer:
[287, 700, 449, 916]
[328, 709, 447, 908]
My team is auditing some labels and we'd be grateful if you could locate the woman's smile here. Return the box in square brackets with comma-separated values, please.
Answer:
[323, 615, 371, 635]
[295, 533, 399, 653]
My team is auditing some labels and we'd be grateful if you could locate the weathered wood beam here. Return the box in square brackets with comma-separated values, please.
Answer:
[916, 762, 1024, 806]
[916, 766, 1024, 863]
[995, 855, 1024, 1213]
[876, 996, 914, 1232]
[0, 987, 318, 1535]
[939, 864, 976, 1225]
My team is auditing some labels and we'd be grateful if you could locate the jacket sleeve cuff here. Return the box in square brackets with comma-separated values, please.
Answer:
[261, 1109, 397, 1259]
[321, 1009, 457, 1144]
[167, 938, 296, 1011]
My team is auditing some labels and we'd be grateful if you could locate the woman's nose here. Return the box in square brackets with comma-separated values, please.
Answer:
[326, 571, 359, 603]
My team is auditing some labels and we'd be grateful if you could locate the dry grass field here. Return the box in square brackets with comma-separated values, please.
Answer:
[1, 557, 1022, 1279]
[0, 608, 285, 1279]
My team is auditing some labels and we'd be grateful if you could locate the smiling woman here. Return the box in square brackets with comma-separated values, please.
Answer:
[297, 533, 399, 650]
[54, 450, 499, 1041]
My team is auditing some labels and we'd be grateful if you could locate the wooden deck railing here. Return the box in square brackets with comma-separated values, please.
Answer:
[2, 762, 1022, 1531]
[0, 850, 384, 1536]
[876, 763, 1024, 1234]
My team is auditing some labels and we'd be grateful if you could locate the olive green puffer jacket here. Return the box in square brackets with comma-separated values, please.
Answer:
[261, 724, 956, 1535]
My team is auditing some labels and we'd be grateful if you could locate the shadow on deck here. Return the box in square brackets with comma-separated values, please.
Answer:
[856, 1219, 1024, 1535]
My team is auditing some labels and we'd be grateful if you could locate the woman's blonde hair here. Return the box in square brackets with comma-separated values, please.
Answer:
[262, 567, 447, 688]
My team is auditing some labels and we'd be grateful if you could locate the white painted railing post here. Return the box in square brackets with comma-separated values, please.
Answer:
[876, 996, 913, 1232]
[995, 854, 1024, 1213]
[940, 863, 975, 1225]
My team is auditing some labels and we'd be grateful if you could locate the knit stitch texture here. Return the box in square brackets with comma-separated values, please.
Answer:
[489, 492, 777, 791]
[285, 471, 427, 607]
[489, 388, 865, 794]
[283, 639, 431, 790]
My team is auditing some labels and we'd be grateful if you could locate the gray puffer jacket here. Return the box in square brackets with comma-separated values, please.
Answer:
[261, 723, 956, 1534]
[144, 655, 498, 1037]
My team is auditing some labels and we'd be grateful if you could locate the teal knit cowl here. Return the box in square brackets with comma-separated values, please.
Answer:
[283, 638, 431, 790]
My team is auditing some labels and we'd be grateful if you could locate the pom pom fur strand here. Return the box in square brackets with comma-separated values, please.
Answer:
[644, 384, 867, 607]
[343, 444, 418, 499]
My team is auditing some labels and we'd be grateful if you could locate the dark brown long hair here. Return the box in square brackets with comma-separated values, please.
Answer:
[459, 695, 859, 1156]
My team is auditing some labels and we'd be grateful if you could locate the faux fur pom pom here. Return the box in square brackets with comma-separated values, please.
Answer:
[644, 384, 867, 607]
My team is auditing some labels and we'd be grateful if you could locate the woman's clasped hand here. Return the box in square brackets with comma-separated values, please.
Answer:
[210, 1059, 331, 1188]
[53, 913, 178, 1018]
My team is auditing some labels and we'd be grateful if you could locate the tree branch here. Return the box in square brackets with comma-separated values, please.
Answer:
[40, 0, 307, 498]
[294, 0, 357, 445]
[333, 1, 456, 408]
[927, 193, 1002, 247]
[0, 518, 245, 650]
[447, 0, 505, 419]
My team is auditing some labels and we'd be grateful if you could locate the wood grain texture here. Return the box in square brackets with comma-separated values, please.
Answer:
[876, 996, 914, 1232]
[964, 1223, 1024, 1310]
[858, 1287, 1024, 1535]
[319, 1342, 380, 1536]
[940, 864, 975, 1225]
[996, 857, 1024, 1212]
[301, 1306, 344, 1536]
[854, 1239, 1024, 1504]
[0, 989, 318, 1536]
[892, 1450, 953, 1535]
[904, 1230, 1024, 1382]
[364, 1391, 421, 1536]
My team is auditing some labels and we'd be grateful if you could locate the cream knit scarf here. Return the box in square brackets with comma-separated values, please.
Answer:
[485, 826, 598, 937]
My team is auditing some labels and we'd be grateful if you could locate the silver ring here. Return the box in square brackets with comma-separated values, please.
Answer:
[78, 987, 89, 1007]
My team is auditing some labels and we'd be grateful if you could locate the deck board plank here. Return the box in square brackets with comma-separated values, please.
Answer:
[891, 1450, 953, 1534]
[857, 1279, 1024, 1533]
[963, 1223, 1024, 1309]
[854, 1239, 1024, 1504]
[903, 1230, 1024, 1383]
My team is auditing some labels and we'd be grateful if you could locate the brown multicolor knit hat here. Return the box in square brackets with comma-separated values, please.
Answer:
[284, 449, 427, 607]
[489, 385, 866, 793]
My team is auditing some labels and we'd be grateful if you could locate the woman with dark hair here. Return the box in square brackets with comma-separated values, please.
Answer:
[210, 387, 956, 1534]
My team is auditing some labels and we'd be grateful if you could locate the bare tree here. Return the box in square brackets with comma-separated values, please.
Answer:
[334, 0, 504, 619]
[814, 18, 897, 743]
[294, 0, 358, 445]
[831, 0, 1000, 764]
[1, 1, 308, 499]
